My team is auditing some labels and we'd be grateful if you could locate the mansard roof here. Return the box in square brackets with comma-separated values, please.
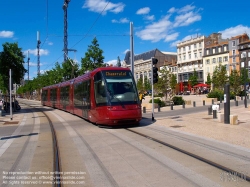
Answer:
[124, 48, 159, 65]
[134, 49, 158, 61]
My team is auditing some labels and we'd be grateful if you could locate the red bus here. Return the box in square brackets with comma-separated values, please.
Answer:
[41, 67, 142, 126]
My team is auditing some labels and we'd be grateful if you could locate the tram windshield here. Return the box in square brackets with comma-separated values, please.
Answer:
[103, 70, 140, 106]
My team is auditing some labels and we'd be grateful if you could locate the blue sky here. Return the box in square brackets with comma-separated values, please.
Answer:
[1, 0, 250, 80]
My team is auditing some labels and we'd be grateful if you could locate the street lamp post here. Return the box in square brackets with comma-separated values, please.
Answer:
[244, 57, 247, 108]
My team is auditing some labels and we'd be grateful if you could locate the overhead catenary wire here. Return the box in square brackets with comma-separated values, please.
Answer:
[43, 0, 113, 72]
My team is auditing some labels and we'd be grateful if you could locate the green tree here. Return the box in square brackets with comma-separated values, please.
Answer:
[169, 73, 177, 94]
[116, 56, 121, 67]
[188, 69, 198, 87]
[0, 42, 27, 91]
[80, 37, 105, 73]
[144, 76, 151, 92]
[240, 68, 250, 85]
[62, 59, 79, 80]
[154, 66, 171, 100]
[229, 70, 241, 95]
[0, 74, 7, 94]
[136, 77, 144, 93]
[212, 63, 228, 90]
[206, 73, 212, 85]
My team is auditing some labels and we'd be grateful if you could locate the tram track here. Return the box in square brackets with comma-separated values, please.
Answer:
[125, 127, 250, 182]
[42, 111, 62, 187]
[1, 107, 37, 187]
[145, 126, 250, 162]
[19, 101, 63, 186]
[16, 99, 250, 186]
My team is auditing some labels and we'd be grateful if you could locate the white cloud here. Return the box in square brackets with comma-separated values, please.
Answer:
[135, 15, 172, 42]
[170, 34, 201, 47]
[47, 42, 53, 46]
[24, 49, 49, 56]
[0, 30, 14, 38]
[164, 32, 179, 42]
[136, 4, 202, 43]
[144, 15, 155, 21]
[219, 25, 250, 39]
[168, 7, 176, 14]
[178, 4, 195, 13]
[123, 49, 129, 54]
[83, 0, 125, 15]
[136, 7, 150, 15]
[105, 59, 117, 66]
[173, 12, 201, 27]
[29, 62, 37, 67]
[112, 18, 129, 23]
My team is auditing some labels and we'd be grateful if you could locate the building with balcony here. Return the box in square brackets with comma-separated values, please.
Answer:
[177, 33, 228, 84]
[177, 35, 205, 83]
[228, 33, 249, 73]
[238, 38, 250, 79]
[203, 41, 229, 82]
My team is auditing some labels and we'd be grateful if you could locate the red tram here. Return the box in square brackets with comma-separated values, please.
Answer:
[41, 67, 142, 126]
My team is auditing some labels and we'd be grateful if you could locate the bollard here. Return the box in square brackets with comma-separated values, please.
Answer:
[235, 100, 238, 106]
[208, 106, 212, 115]
[182, 102, 185, 109]
[241, 96, 243, 100]
[220, 97, 222, 103]
[203, 100, 205, 106]
[213, 109, 217, 119]
[247, 95, 249, 99]
[170, 104, 173, 110]
[143, 107, 146, 113]
[193, 101, 196, 107]
[158, 105, 160, 112]
[0, 105, 2, 116]
[212, 99, 214, 104]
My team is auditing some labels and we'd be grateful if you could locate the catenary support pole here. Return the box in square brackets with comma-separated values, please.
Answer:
[224, 83, 230, 124]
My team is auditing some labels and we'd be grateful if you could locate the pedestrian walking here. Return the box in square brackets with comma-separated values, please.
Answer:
[139, 92, 145, 104]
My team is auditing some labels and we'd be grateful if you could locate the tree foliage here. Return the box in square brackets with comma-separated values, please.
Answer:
[240, 68, 250, 85]
[206, 73, 212, 85]
[169, 73, 177, 92]
[0, 74, 6, 94]
[80, 37, 105, 73]
[154, 66, 172, 100]
[229, 70, 241, 95]
[188, 69, 198, 87]
[0, 42, 27, 91]
[144, 76, 151, 91]
[212, 63, 228, 90]
[61, 59, 80, 80]
[136, 77, 144, 93]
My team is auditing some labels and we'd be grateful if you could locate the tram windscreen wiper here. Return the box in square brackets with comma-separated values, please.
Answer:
[107, 89, 125, 108]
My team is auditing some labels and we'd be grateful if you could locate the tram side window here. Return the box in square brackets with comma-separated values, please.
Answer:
[60, 87, 64, 104]
[65, 86, 69, 105]
[74, 82, 82, 109]
[52, 89, 56, 102]
[82, 80, 91, 109]
[42, 90, 47, 101]
[94, 72, 108, 106]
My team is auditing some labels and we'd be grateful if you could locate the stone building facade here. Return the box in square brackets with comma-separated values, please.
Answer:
[228, 34, 249, 73]
[203, 41, 229, 82]
[238, 38, 250, 78]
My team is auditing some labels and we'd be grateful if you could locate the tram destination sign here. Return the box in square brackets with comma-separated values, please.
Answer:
[105, 71, 128, 77]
